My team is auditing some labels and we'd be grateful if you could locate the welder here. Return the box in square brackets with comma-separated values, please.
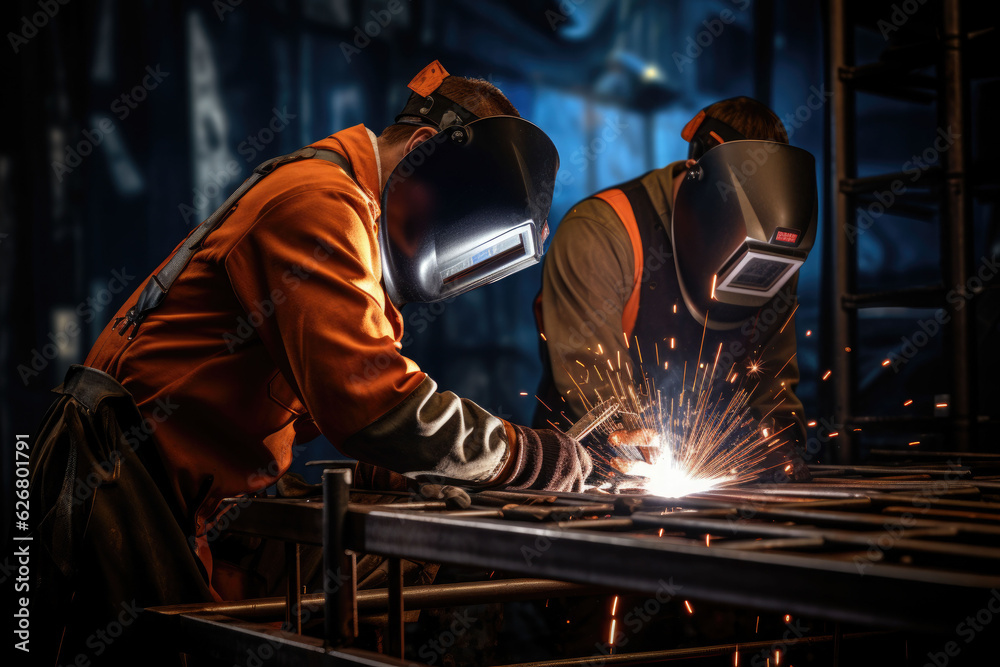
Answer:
[28, 61, 591, 665]
[534, 97, 817, 481]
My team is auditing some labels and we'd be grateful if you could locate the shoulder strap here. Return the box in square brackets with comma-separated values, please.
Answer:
[113, 147, 355, 339]
[593, 182, 649, 339]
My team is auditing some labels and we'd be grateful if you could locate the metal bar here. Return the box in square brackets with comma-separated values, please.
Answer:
[830, 0, 857, 464]
[148, 578, 612, 622]
[324, 469, 354, 647]
[143, 611, 417, 666]
[286, 542, 302, 633]
[492, 632, 888, 666]
[941, 0, 976, 452]
[348, 508, 1000, 632]
[386, 558, 404, 659]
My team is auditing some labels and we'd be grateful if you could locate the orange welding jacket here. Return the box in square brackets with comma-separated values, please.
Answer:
[85, 125, 435, 587]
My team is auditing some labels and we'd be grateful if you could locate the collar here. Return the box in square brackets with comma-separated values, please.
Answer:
[365, 127, 383, 196]
[640, 159, 687, 223]
[310, 124, 383, 206]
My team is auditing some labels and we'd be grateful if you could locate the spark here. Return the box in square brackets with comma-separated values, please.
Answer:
[784, 615, 791, 622]
[778, 303, 799, 333]
[845, 347, 851, 352]
[608, 618, 617, 645]
[705, 534, 711, 547]
[581, 329, 785, 499]
[519, 392, 528, 396]
[807, 420, 816, 427]
[670, 337, 676, 349]
[673, 304, 678, 314]
[540, 332, 546, 341]
[821, 370, 832, 381]
[881, 359, 891, 367]
[904, 399, 913, 406]
[805, 330, 812, 336]
[828, 432, 840, 438]
[909, 441, 920, 446]
[755, 616, 760, 633]
[597, 344, 604, 355]
[775, 650, 781, 665]
[611, 596, 619, 615]
[575, 360, 586, 367]
[535, 395, 552, 412]
[710, 274, 718, 300]
[734, 650, 739, 666]
[747, 357, 764, 376]
[684, 600, 694, 615]
[936, 402, 949, 408]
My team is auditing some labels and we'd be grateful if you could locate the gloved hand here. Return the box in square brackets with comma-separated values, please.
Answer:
[501, 423, 593, 492]
[607, 428, 662, 463]
[752, 417, 811, 483]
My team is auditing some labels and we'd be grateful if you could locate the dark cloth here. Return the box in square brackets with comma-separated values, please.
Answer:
[28, 365, 213, 667]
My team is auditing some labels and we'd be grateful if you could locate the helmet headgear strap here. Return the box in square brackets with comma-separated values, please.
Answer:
[394, 60, 480, 131]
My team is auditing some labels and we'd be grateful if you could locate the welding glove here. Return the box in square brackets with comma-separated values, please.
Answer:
[753, 417, 811, 483]
[501, 423, 593, 492]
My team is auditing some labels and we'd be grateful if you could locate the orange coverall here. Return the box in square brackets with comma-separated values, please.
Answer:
[84, 124, 517, 588]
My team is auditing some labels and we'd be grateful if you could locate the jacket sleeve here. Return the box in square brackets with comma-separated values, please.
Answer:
[540, 200, 636, 422]
[746, 278, 807, 452]
[225, 185, 511, 483]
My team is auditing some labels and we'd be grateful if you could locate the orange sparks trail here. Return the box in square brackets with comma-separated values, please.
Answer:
[805, 330, 812, 336]
[519, 391, 528, 396]
[734, 650, 739, 666]
[705, 534, 711, 547]
[778, 303, 799, 334]
[881, 359, 891, 367]
[710, 274, 718, 300]
[821, 370, 832, 381]
[540, 332, 546, 341]
[936, 402, 949, 408]
[684, 600, 694, 615]
[535, 395, 552, 412]
[608, 618, 617, 645]
[909, 441, 920, 446]
[904, 399, 913, 406]
[807, 420, 816, 427]
[611, 596, 619, 615]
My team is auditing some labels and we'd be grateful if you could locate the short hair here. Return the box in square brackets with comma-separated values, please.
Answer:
[704, 96, 788, 144]
[380, 76, 520, 145]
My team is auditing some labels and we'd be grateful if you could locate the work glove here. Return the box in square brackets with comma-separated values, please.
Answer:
[501, 423, 593, 492]
[753, 417, 811, 483]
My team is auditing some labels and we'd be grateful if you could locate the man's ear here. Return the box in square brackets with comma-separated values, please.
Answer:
[403, 126, 439, 155]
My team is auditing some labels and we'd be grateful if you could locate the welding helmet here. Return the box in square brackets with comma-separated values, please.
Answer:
[672, 139, 818, 327]
[378, 61, 559, 306]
